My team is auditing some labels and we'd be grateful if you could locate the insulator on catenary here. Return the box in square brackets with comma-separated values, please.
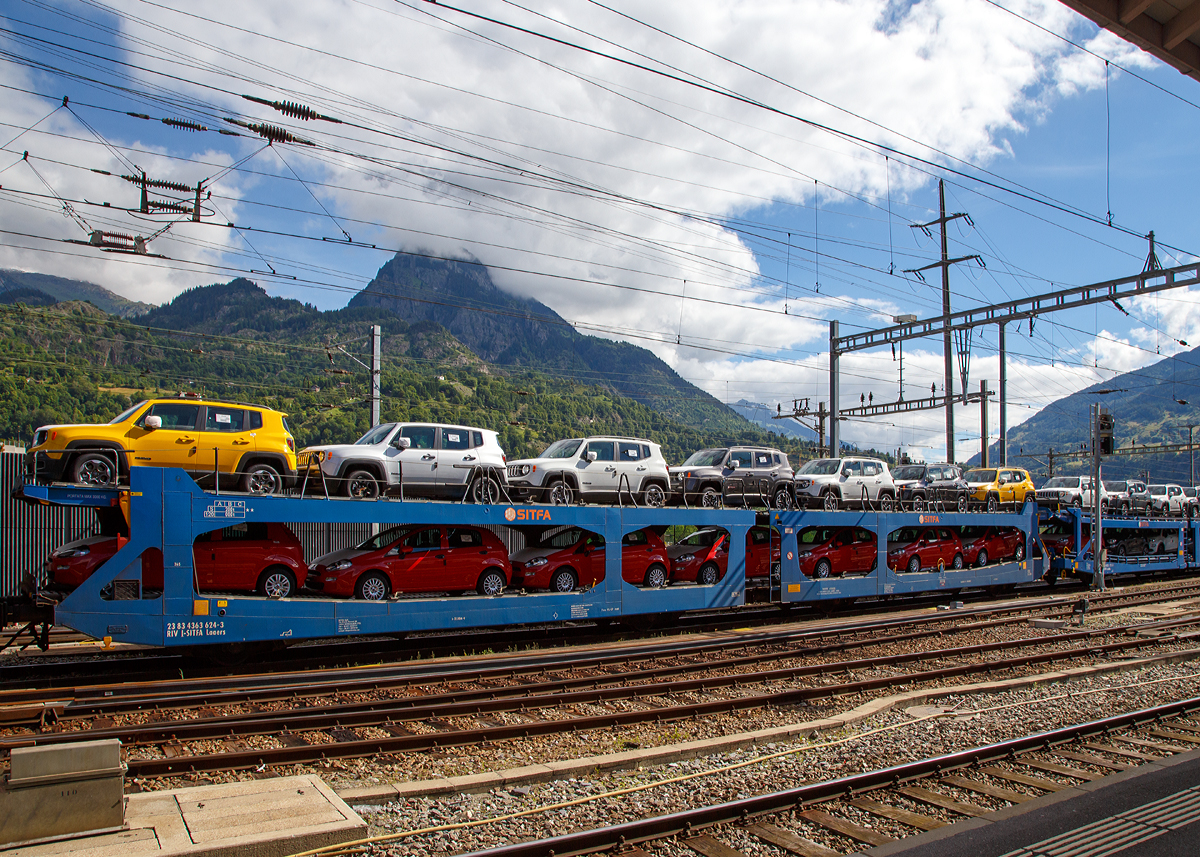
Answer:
[223, 118, 315, 146]
[120, 174, 192, 193]
[241, 94, 342, 124]
[148, 200, 193, 214]
[162, 117, 206, 132]
[126, 112, 151, 120]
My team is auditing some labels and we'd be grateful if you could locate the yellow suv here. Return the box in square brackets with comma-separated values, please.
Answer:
[27, 395, 297, 494]
[962, 466, 1036, 512]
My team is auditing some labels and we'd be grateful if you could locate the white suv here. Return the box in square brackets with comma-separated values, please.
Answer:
[298, 422, 507, 501]
[506, 436, 670, 506]
[794, 457, 897, 511]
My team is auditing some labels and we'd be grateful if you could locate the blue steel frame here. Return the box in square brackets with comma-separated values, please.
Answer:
[1050, 509, 1198, 580]
[20, 470, 1047, 648]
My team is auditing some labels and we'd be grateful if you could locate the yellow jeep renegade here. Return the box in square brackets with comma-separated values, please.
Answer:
[27, 395, 296, 494]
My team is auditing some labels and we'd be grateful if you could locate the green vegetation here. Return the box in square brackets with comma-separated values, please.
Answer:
[0, 292, 828, 464]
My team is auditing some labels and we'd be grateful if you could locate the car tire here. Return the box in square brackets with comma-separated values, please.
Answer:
[355, 571, 390, 601]
[976, 548, 988, 568]
[1122, 501, 1131, 516]
[241, 462, 282, 495]
[550, 568, 577, 592]
[644, 564, 667, 588]
[697, 563, 719, 585]
[547, 479, 573, 505]
[911, 495, 926, 512]
[822, 491, 839, 512]
[643, 483, 666, 508]
[257, 566, 295, 598]
[476, 569, 506, 596]
[343, 469, 380, 500]
[986, 494, 999, 513]
[700, 486, 721, 508]
[813, 559, 831, 579]
[951, 552, 964, 570]
[72, 452, 119, 486]
[906, 555, 921, 574]
[471, 475, 501, 505]
[1070, 497, 1082, 510]
[879, 493, 894, 512]
[957, 494, 968, 513]
[772, 486, 793, 510]
[1014, 542, 1025, 562]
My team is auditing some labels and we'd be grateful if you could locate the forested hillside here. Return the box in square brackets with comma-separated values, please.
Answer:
[0, 289, 821, 464]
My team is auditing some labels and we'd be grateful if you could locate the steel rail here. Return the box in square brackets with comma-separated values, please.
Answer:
[451, 696, 1200, 857]
[96, 627, 1199, 776]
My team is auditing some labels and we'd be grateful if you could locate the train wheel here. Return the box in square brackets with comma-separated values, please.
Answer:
[355, 572, 391, 601]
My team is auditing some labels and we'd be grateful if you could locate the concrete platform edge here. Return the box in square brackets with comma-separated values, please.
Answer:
[337, 645, 1200, 805]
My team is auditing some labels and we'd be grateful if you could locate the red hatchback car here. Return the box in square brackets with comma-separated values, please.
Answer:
[307, 524, 511, 600]
[959, 526, 1026, 567]
[887, 526, 965, 573]
[667, 527, 779, 585]
[510, 527, 668, 591]
[795, 526, 877, 579]
[47, 522, 306, 597]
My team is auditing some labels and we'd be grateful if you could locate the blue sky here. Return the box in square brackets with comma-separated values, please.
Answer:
[2, 0, 1199, 461]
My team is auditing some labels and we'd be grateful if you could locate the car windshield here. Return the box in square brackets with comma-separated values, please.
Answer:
[798, 459, 842, 475]
[540, 439, 583, 459]
[1149, 485, 1166, 494]
[1103, 481, 1126, 491]
[110, 401, 147, 424]
[356, 524, 415, 551]
[682, 448, 727, 467]
[892, 465, 926, 480]
[964, 469, 996, 483]
[355, 423, 397, 445]
[680, 529, 725, 547]
[1043, 477, 1080, 488]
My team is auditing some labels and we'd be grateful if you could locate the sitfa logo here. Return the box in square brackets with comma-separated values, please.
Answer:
[505, 507, 552, 522]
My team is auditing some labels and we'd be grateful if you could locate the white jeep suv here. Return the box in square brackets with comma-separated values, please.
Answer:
[506, 436, 670, 506]
[298, 422, 507, 501]
[794, 457, 897, 511]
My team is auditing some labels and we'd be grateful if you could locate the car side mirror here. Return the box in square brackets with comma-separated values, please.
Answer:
[386, 546, 404, 557]
[729, 459, 740, 469]
[586, 451, 598, 462]
[143, 415, 162, 430]
[391, 436, 411, 450]
[841, 467, 851, 477]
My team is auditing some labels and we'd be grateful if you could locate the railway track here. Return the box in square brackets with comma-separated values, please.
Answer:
[423, 697, 1200, 857]
[4, 583, 1200, 780]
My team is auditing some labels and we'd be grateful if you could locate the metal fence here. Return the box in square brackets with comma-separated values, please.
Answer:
[2, 448, 528, 598]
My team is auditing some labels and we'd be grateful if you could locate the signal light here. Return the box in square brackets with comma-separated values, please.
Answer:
[1098, 412, 1115, 455]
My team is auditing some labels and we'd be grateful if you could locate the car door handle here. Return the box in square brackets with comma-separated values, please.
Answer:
[462, 455, 476, 461]
[605, 466, 616, 472]
[422, 454, 436, 460]
[233, 439, 250, 445]
[636, 465, 647, 471]
[178, 437, 194, 443]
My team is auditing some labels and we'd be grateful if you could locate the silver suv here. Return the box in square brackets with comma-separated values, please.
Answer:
[669, 446, 794, 509]
[793, 457, 897, 511]
[506, 436, 670, 506]
[1037, 475, 1108, 510]
[298, 422, 507, 501]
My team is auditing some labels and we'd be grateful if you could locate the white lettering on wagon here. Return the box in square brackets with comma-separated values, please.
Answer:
[203, 499, 246, 519]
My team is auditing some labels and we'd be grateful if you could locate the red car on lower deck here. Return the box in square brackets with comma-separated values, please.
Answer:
[307, 524, 511, 600]
[510, 527, 669, 592]
[887, 526, 965, 572]
[958, 526, 1027, 567]
[667, 526, 779, 585]
[48, 522, 307, 597]
[795, 526, 877, 579]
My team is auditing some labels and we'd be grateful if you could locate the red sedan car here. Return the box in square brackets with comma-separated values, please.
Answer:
[959, 526, 1026, 567]
[667, 527, 779, 585]
[887, 526, 965, 573]
[510, 527, 668, 591]
[48, 522, 306, 597]
[307, 524, 511, 600]
[1038, 518, 1077, 557]
[795, 526, 877, 579]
